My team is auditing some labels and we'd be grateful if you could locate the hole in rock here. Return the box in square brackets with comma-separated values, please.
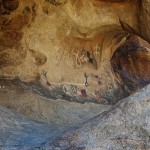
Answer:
[111, 35, 150, 94]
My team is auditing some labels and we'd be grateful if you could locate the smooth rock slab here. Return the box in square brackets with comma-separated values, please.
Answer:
[0, 106, 60, 150]
[48, 85, 150, 150]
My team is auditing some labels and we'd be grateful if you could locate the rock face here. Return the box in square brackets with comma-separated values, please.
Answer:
[0, 106, 59, 150]
[0, 0, 150, 149]
[0, 79, 110, 133]
[0, 0, 149, 104]
[111, 35, 150, 92]
[48, 85, 150, 150]
[0, 79, 149, 150]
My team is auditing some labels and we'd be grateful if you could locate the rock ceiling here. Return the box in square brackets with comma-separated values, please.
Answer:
[0, 0, 149, 104]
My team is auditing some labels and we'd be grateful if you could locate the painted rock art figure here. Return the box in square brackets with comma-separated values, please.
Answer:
[80, 89, 87, 98]
[87, 51, 94, 64]
[84, 73, 89, 87]
[94, 45, 101, 69]
[63, 84, 79, 96]
[73, 49, 98, 68]
[73, 50, 82, 66]
[41, 70, 51, 87]
[94, 46, 100, 57]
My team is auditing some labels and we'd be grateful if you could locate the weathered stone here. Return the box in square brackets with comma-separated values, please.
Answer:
[0, 106, 59, 149]
[111, 35, 150, 92]
[0, 79, 110, 135]
[0, 0, 149, 149]
[48, 85, 150, 150]
[0, 31, 23, 47]
[2, 0, 19, 11]
[29, 49, 47, 65]
[2, 15, 24, 31]
[0, 0, 149, 103]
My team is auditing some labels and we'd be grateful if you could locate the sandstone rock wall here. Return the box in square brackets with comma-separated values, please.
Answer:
[0, 0, 149, 103]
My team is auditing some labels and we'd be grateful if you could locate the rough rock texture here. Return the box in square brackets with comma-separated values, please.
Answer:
[47, 84, 150, 150]
[0, 81, 149, 150]
[0, 0, 150, 149]
[0, 0, 149, 103]
[111, 35, 150, 92]
[0, 79, 110, 133]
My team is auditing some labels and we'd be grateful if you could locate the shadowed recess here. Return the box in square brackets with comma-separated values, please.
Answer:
[111, 35, 150, 92]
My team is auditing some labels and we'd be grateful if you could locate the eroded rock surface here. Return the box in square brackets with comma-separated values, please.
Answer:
[111, 35, 150, 92]
[0, 0, 150, 149]
[0, 79, 110, 133]
[0, 0, 149, 104]
[48, 85, 150, 150]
